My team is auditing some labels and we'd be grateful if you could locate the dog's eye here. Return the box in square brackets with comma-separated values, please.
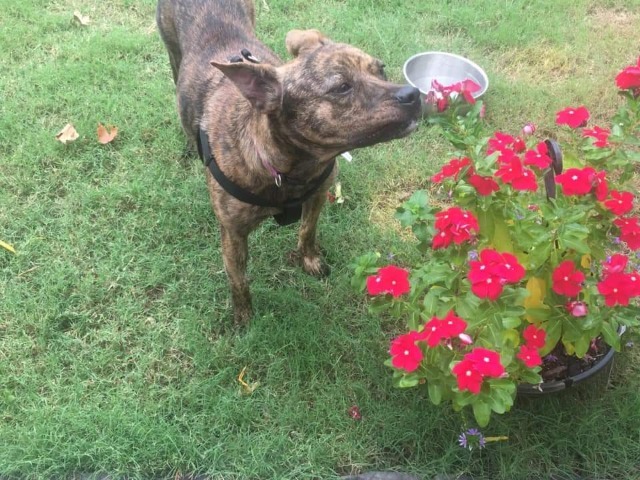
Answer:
[379, 64, 387, 80]
[331, 82, 353, 95]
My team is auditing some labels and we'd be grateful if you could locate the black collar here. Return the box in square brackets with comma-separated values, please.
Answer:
[197, 127, 335, 226]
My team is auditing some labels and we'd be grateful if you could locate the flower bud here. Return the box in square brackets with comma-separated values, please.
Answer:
[458, 333, 473, 345]
[522, 122, 537, 136]
[566, 301, 588, 317]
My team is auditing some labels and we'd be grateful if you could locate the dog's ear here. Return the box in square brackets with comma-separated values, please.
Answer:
[285, 29, 332, 57]
[211, 61, 282, 112]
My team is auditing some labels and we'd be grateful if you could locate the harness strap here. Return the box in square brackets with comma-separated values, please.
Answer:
[197, 127, 335, 226]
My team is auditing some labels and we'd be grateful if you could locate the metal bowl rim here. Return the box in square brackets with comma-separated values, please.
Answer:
[403, 51, 489, 97]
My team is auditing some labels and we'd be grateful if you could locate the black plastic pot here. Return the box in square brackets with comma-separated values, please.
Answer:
[516, 342, 617, 396]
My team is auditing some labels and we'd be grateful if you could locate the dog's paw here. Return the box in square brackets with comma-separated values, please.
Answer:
[233, 304, 253, 326]
[288, 250, 331, 277]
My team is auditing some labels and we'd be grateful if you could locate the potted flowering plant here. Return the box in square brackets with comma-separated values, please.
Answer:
[352, 58, 640, 427]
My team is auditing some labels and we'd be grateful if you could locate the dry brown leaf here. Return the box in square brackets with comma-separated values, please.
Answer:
[55, 123, 79, 144]
[97, 123, 118, 144]
[73, 11, 91, 26]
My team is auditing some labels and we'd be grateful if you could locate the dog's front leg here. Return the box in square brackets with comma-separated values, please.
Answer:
[291, 189, 331, 277]
[219, 225, 253, 324]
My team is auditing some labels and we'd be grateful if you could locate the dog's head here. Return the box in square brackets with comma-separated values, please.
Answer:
[211, 29, 421, 158]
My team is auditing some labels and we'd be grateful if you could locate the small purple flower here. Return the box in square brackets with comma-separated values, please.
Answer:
[387, 252, 396, 260]
[544, 354, 558, 363]
[458, 428, 486, 450]
[613, 237, 621, 245]
[468, 250, 479, 261]
[458, 432, 468, 449]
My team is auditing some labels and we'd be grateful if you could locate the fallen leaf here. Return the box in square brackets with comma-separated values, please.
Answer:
[55, 123, 79, 144]
[237, 366, 260, 395]
[348, 405, 362, 420]
[73, 11, 91, 26]
[0, 240, 15, 254]
[97, 123, 118, 144]
[335, 181, 345, 204]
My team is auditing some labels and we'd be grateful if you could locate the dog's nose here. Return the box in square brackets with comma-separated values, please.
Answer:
[394, 85, 421, 105]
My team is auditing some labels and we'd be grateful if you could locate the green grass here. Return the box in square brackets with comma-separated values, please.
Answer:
[2, 0, 640, 478]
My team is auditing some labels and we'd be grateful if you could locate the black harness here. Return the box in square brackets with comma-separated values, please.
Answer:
[195, 48, 335, 226]
[197, 128, 335, 226]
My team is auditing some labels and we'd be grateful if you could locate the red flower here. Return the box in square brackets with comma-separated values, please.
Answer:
[452, 359, 484, 394]
[421, 317, 443, 348]
[454, 79, 482, 104]
[465, 348, 506, 378]
[495, 153, 522, 183]
[366, 265, 410, 297]
[628, 271, 640, 297]
[510, 167, 538, 192]
[517, 345, 542, 368]
[603, 254, 628, 276]
[583, 126, 611, 148]
[487, 132, 516, 155]
[512, 137, 527, 153]
[494, 151, 537, 191]
[421, 311, 468, 347]
[614, 216, 640, 250]
[604, 190, 634, 216]
[432, 157, 473, 183]
[597, 272, 637, 306]
[593, 170, 608, 201]
[552, 260, 585, 297]
[524, 142, 552, 169]
[468, 249, 524, 300]
[555, 167, 596, 196]
[616, 57, 640, 90]
[468, 174, 500, 196]
[493, 252, 526, 283]
[389, 331, 424, 372]
[433, 207, 479, 249]
[437, 97, 449, 112]
[556, 106, 590, 128]
[440, 311, 468, 338]
[522, 325, 546, 349]
[421, 317, 445, 347]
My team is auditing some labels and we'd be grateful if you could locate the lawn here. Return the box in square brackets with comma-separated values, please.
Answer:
[2, 0, 640, 479]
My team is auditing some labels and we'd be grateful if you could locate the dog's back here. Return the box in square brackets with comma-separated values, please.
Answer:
[157, 0, 278, 141]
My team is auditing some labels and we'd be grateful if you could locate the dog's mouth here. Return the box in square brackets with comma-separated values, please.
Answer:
[349, 118, 419, 149]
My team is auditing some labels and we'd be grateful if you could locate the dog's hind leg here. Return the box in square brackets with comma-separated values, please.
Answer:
[156, 0, 182, 84]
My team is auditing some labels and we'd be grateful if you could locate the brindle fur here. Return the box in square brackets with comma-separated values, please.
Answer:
[156, 0, 421, 324]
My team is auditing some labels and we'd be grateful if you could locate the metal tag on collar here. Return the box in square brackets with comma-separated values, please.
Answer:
[275, 173, 282, 187]
[241, 48, 261, 64]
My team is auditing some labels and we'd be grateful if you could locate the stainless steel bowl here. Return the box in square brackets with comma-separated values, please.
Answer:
[403, 52, 489, 113]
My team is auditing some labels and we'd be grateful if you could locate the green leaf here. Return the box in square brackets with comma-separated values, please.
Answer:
[574, 334, 590, 358]
[601, 322, 621, 351]
[423, 286, 447, 314]
[540, 316, 562, 356]
[518, 369, 543, 385]
[557, 223, 590, 254]
[428, 382, 443, 405]
[502, 316, 522, 329]
[397, 375, 421, 388]
[472, 399, 492, 427]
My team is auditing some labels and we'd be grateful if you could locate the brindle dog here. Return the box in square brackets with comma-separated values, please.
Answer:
[156, 0, 421, 324]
